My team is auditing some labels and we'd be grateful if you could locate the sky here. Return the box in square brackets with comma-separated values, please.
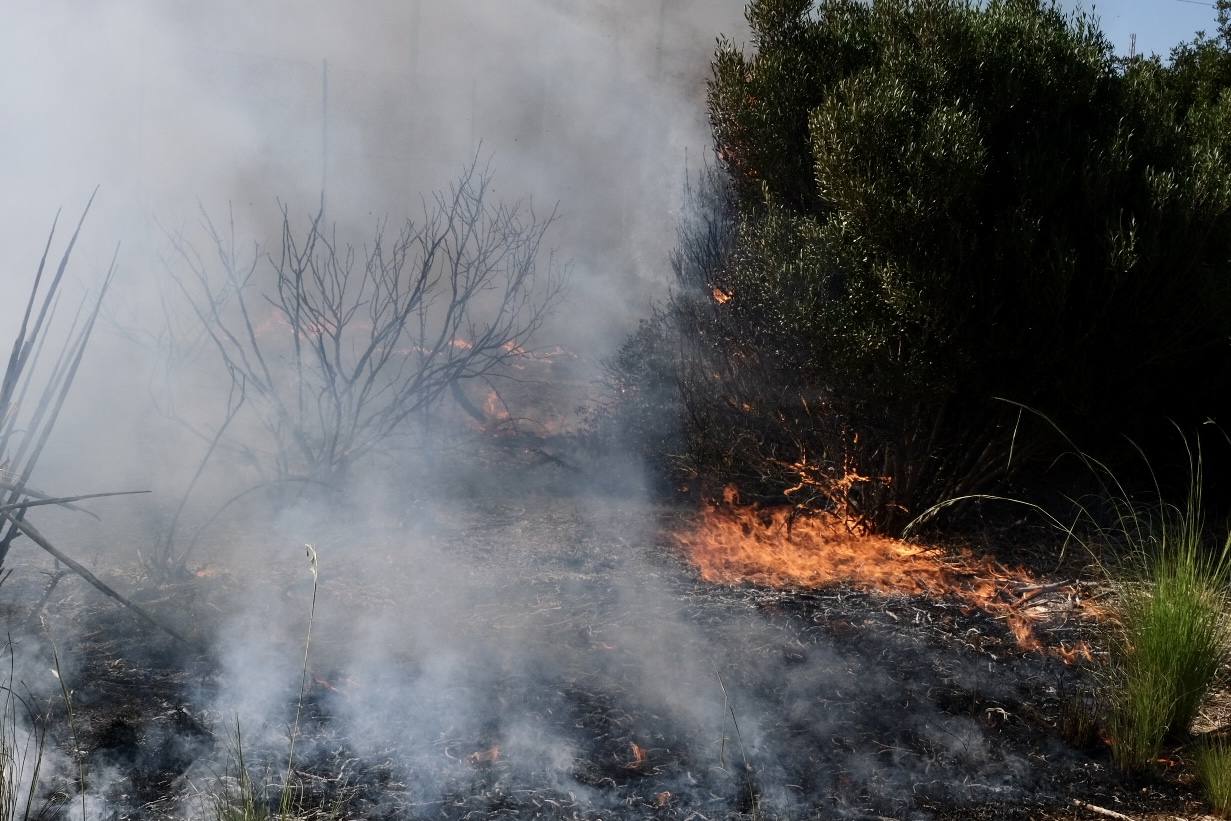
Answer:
[1068, 0, 1224, 58]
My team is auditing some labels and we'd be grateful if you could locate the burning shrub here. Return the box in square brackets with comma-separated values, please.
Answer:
[625, 0, 1231, 531]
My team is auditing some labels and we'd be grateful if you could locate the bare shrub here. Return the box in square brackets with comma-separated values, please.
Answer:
[165, 157, 564, 488]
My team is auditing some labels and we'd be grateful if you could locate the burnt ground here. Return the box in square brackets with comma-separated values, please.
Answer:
[0, 488, 1221, 821]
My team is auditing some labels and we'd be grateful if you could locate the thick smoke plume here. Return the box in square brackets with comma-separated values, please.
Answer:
[0, 3, 1092, 820]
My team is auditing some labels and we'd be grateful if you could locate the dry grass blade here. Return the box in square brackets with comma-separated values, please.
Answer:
[0, 490, 149, 516]
[2, 198, 120, 573]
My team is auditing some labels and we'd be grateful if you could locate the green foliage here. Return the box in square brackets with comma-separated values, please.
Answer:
[1106, 487, 1231, 771]
[654, 0, 1231, 529]
[1196, 736, 1231, 817]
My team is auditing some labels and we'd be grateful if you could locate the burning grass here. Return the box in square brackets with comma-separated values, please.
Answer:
[670, 490, 1092, 659]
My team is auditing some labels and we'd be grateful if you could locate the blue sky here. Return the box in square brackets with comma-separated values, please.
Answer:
[1065, 0, 1222, 58]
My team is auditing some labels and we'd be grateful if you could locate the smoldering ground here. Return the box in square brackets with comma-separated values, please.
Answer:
[1, 2, 1120, 820]
[7, 484, 1107, 820]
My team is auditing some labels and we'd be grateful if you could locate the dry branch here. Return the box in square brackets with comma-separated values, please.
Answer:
[5, 516, 195, 647]
[164, 155, 563, 485]
[1072, 799, 1137, 821]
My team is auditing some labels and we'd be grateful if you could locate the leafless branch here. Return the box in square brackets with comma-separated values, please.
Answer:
[165, 155, 564, 485]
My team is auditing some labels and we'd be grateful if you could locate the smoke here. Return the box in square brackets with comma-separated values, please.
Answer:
[1, 0, 743, 331]
[2, 0, 748, 492]
[0, 2, 1097, 819]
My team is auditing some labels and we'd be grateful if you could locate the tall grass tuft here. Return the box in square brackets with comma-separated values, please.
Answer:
[1197, 737, 1231, 817]
[906, 413, 1231, 771]
[1, 646, 47, 821]
[1106, 473, 1231, 771]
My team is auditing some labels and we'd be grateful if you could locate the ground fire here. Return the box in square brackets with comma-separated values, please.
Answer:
[672, 488, 1092, 661]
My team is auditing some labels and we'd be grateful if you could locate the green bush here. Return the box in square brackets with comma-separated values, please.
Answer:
[1107, 487, 1231, 771]
[627, 0, 1231, 529]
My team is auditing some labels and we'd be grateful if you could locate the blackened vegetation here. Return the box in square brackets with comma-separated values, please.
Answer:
[29, 501, 1197, 820]
[607, 0, 1231, 532]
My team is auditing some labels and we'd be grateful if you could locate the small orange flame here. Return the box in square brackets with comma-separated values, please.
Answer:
[483, 390, 509, 423]
[1056, 641, 1094, 664]
[627, 742, 648, 769]
[467, 745, 501, 766]
[712, 287, 732, 304]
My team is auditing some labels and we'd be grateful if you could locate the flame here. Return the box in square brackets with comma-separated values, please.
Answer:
[1056, 641, 1094, 664]
[483, 390, 510, 423]
[672, 498, 1088, 659]
[467, 745, 501, 766]
[712, 287, 732, 304]
[627, 742, 648, 769]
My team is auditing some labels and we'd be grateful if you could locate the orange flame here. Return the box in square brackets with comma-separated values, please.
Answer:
[467, 745, 501, 766]
[672, 498, 1087, 660]
[483, 389, 510, 423]
[627, 742, 648, 769]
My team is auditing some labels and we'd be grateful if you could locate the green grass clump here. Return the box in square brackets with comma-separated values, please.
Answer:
[1197, 738, 1231, 817]
[1107, 483, 1231, 771]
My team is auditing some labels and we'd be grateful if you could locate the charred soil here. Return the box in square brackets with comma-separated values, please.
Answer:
[2, 495, 1219, 820]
